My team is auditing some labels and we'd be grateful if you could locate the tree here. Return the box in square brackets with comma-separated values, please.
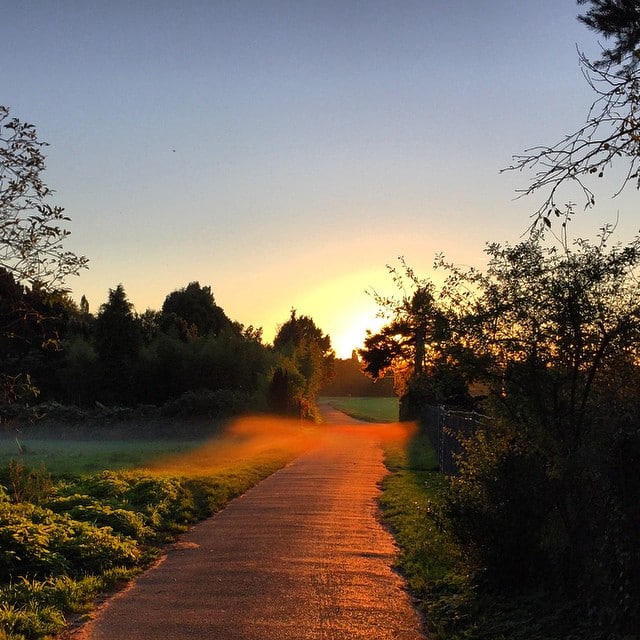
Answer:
[161, 282, 233, 340]
[504, 1, 640, 228]
[577, 0, 640, 68]
[435, 230, 640, 630]
[1, 106, 88, 405]
[0, 267, 78, 406]
[93, 284, 142, 404]
[360, 259, 473, 417]
[270, 310, 335, 419]
[0, 106, 87, 289]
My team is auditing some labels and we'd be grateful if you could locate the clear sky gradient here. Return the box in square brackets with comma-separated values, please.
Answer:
[4, 1, 638, 357]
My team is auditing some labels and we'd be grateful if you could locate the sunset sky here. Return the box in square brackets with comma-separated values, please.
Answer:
[4, 1, 639, 357]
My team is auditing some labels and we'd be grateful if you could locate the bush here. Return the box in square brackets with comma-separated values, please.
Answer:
[0, 500, 139, 580]
[161, 388, 252, 418]
[441, 427, 558, 590]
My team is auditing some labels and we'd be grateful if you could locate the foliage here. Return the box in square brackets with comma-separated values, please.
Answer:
[433, 231, 640, 633]
[442, 427, 557, 588]
[370, 230, 640, 633]
[160, 388, 255, 418]
[161, 281, 234, 340]
[360, 258, 475, 417]
[577, 0, 640, 69]
[92, 284, 143, 404]
[0, 268, 79, 406]
[379, 429, 630, 640]
[270, 310, 335, 420]
[0, 106, 87, 290]
[1, 265, 278, 413]
[0, 105, 87, 411]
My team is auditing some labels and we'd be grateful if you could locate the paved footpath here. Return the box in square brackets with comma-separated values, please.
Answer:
[67, 407, 426, 639]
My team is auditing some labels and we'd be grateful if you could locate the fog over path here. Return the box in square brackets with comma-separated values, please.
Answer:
[70, 406, 425, 639]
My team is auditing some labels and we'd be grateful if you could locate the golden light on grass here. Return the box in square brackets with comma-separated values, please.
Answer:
[146, 416, 323, 477]
[144, 414, 417, 478]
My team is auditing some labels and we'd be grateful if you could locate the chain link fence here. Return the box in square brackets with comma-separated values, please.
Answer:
[419, 404, 492, 475]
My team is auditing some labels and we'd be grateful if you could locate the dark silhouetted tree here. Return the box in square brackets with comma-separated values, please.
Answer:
[432, 230, 640, 631]
[93, 284, 142, 404]
[577, 0, 640, 68]
[270, 310, 334, 419]
[0, 106, 88, 404]
[161, 282, 234, 340]
[0, 267, 79, 405]
[360, 259, 472, 417]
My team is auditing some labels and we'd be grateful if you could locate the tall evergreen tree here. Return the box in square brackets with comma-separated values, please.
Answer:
[93, 284, 142, 404]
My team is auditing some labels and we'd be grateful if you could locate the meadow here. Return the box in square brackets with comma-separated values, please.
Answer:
[0, 439, 202, 476]
[322, 396, 399, 422]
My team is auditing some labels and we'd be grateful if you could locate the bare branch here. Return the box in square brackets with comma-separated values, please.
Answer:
[503, 52, 640, 230]
[0, 106, 88, 290]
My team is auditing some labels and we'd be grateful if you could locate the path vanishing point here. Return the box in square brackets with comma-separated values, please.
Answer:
[64, 406, 426, 640]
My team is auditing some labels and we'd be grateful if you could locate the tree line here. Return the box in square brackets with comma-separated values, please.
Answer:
[0, 270, 335, 420]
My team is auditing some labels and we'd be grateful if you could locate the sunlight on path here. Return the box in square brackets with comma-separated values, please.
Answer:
[65, 409, 424, 639]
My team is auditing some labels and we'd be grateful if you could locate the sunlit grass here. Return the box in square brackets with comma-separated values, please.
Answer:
[145, 415, 322, 476]
[0, 415, 324, 477]
[322, 396, 399, 422]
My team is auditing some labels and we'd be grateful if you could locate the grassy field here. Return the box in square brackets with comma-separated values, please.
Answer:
[322, 396, 399, 422]
[0, 438, 203, 475]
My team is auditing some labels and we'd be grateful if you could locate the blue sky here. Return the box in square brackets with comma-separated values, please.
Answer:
[4, 1, 637, 356]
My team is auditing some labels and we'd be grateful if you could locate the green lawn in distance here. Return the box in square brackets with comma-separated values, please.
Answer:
[322, 396, 399, 422]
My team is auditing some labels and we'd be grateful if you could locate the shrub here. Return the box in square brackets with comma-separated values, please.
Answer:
[0, 502, 67, 579]
[0, 499, 140, 581]
[51, 519, 139, 576]
[65, 503, 149, 539]
[161, 388, 251, 418]
[441, 427, 557, 590]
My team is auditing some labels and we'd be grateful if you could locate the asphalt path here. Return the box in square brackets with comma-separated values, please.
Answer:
[67, 406, 426, 639]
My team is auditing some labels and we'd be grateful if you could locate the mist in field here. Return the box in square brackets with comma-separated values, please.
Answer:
[145, 415, 417, 477]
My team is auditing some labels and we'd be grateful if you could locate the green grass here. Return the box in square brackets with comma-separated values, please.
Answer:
[379, 430, 474, 640]
[322, 396, 399, 422]
[0, 439, 203, 475]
